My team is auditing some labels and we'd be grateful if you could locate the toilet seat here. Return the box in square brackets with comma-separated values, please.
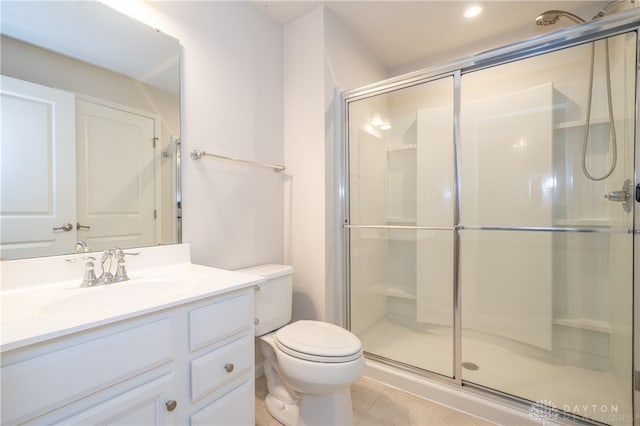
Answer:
[274, 320, 362, 363]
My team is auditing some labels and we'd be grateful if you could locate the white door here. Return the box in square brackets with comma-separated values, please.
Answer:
[75, 99, 157, 251]
[0, 75, 76, 259]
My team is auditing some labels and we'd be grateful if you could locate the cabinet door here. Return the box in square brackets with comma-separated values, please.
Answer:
[59, 374, 175, 426]
[190, 380, 253, 426]
[2, 318, 173, 424]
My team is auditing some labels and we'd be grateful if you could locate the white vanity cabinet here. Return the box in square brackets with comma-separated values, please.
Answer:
[0, 287, 255, 426]
[186, 289, 255, 425]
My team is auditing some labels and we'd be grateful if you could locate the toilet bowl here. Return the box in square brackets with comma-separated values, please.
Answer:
[237, 264, 365, 426]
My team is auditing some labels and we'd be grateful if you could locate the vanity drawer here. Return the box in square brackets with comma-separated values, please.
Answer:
[1, 318, 173, 425]
[190, 334, 252, 402]
[190, 379, 253, 426]
[188, 291, 252, 352]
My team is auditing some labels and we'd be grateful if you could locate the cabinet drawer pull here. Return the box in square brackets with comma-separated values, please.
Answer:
[254, 285, 261, 292]
[224, 363, 234, 373]
[166, 400, 177, 412]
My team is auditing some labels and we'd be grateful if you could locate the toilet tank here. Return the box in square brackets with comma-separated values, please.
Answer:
[236, 264, 293, 336]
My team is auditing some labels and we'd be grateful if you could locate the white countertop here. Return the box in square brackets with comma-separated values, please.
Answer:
[1, 245, 263, 352]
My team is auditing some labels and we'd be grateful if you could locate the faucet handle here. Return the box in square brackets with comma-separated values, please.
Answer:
[65, 255, 95, 264]
[114, 255, 132, 282]
[82, 259, 98, 288]
[65, 256, 97, 288]
[114, 248, 141, 259]
[112, 249, 140, 282]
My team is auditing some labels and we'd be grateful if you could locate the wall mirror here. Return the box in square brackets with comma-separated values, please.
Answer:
[0, 1, 181, 260]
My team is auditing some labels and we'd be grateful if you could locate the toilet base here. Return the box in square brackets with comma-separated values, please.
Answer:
[298, 389, 354, 426]
[265, 393, 300, 426]
[265, 389, 355, 426]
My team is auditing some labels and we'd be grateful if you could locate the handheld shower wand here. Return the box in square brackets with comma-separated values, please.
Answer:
[535, 1, 622, 181]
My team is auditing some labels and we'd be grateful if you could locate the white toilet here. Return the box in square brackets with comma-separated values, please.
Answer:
[237, 264, 365, 426]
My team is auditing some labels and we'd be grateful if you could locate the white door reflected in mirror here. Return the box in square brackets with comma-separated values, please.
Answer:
[1, 75, 77, 259]
[76, 98, 158, 252]
[1, 77, 161, 259]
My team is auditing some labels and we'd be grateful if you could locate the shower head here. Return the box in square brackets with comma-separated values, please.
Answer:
[535, 10, 586, 26]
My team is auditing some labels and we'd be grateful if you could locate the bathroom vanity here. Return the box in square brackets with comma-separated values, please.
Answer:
[0, 244, 260, 425]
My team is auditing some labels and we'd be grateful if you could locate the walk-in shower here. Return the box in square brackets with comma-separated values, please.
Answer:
[343, 9, 638, 426]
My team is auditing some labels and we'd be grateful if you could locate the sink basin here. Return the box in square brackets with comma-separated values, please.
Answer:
[40, 275, 200, 315]
[38, 266, 218, 316]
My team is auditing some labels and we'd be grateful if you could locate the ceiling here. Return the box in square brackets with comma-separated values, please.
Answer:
[252, 1, 614, 73]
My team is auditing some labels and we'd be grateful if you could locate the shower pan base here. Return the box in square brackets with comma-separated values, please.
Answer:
[360, 319, 630, 424]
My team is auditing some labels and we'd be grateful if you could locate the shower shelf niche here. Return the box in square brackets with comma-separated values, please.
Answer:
[368, 283, 417, 300]
[553, 218, 611, 228]
[387, 144, 417, 153]
[553, 317, 610, 334]
[386, 217, 417, 226]
[553, 116, 611, 130]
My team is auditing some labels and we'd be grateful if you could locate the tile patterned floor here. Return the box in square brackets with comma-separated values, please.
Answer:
[255, 375, 495, 426]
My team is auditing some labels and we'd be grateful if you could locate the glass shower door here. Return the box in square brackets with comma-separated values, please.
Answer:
[459, 32, 636, 425]
[347, 76, 456, 378]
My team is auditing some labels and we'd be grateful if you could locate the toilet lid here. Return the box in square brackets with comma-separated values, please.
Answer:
[275, 320, 362, 363]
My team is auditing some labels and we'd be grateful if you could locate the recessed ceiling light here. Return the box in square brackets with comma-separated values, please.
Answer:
[464, 5, 483, 18]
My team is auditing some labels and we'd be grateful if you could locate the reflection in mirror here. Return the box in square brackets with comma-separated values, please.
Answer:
[0, 1, 181, 260]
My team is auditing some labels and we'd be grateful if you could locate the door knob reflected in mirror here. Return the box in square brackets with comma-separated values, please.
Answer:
[53, 223, 73, 232]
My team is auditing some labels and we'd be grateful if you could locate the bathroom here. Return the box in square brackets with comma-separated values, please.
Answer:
[1, 1, 639, 425]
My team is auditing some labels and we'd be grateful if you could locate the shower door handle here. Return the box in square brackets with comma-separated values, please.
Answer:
[604, 180, 632, 213]
[604, 191, 629, 202]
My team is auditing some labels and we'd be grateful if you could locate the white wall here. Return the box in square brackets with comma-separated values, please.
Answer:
[284, 6, 386, 322]
[284, 7, 326, 321]
[111, 1, 386, 324]
[324, 9, 388, 324]
[121, 1, 285, 270]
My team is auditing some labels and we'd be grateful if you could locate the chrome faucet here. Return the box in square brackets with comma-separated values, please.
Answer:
[97, 248, 115, 285]
[96, 247, 141, 284]
[69, 248, 141, 287]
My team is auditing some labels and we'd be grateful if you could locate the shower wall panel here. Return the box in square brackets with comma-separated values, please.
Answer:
[460, 83, 554, 228]
[460, 83, 554, 349]
[349, 99, 390, 335]
[415, 104, 454, 326]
